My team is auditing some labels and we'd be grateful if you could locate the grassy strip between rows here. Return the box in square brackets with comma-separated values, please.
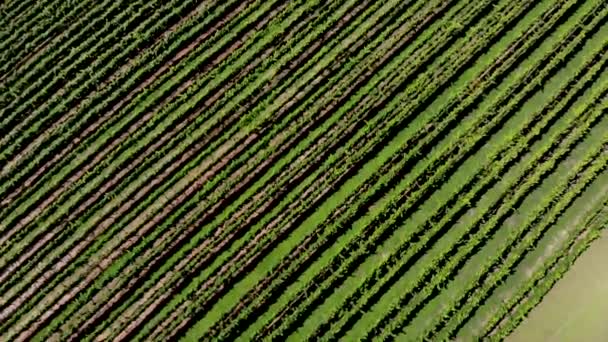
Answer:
[54, 2, 418, 340]
[47, 0, 432, 340]
[8, 0, 442, 338]
[213, 0, 556, 340]
[422, 86, 608, 341]
[276, 14, 592, 342]
[3, 1, 604, 337]
[310, 5, 605, 341]
[41, 1, 368, 339]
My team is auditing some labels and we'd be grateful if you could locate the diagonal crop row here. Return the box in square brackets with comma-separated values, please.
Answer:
[99, 1, 490, 340]
[0, 0, 281, 244]
[0, 0, 193, 157]
[0, 0, 280, 310]
[0, 0, 143, 112]
[0, 0, 44, 43]
[29, 0, 470, 340]
[0, 0, 304, 310]
[215, 0, 588, 340]
[33, 1, 436, 340]
[25, 0, 376, 340]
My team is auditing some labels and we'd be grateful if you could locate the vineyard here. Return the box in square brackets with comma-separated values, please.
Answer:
[0, 0, 607, 340]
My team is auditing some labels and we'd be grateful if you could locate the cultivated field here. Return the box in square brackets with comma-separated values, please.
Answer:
[0, 0, 607, 341]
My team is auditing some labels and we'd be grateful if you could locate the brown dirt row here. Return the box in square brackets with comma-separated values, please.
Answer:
[105, 9, 437, 339]
[2, 1, 326, 338]
[0, 0, 244, 313]
[0, 0, 96, 83]
[0, 0, 263, 247]
[0, 0, 292, 299]
[9, 0, 408, 336]
[0, 0, 225, 189]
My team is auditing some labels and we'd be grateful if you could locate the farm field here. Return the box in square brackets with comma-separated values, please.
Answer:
[508, 231, 608, 342]
[0, 0, 607, 341]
